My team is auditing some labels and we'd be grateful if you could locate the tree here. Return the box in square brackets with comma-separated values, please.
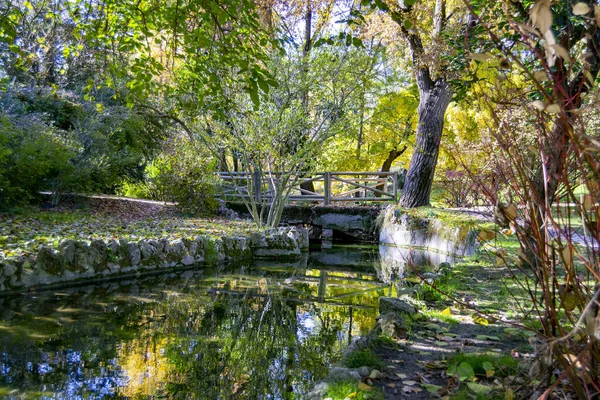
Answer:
[369, 0, 456, 208]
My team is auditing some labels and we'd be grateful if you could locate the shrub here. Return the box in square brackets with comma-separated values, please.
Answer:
[0, 114, 78, 208]
[119, 137, 219, 215]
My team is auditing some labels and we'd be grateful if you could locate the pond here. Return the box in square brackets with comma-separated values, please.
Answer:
[0, 244, 401, 399]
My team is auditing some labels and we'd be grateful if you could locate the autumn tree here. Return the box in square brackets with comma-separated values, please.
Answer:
[363, 0, 457, 207]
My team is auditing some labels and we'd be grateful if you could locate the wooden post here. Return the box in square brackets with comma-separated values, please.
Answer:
[393, 172, 398, 202]
[253, 170, 262, 203]
[324, 172, 331, 205]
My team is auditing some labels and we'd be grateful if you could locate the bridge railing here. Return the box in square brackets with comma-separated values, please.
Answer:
[217, 171, 399, 205]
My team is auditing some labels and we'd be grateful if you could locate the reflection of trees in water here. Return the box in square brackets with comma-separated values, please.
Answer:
[0, 266, 381, 398]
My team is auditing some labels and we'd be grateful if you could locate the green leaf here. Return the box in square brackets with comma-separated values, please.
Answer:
[458, 362, 475, 381]
[475, 335, 500, 341]
[467, 382, 492, 395]
[482, 361, 495, 377]
[422, 383, 443, 393]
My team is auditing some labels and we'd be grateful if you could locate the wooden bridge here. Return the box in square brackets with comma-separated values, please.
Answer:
[217, 171, 400, 205]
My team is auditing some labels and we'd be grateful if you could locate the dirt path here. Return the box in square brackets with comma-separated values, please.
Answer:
[369, 315, 526, 399]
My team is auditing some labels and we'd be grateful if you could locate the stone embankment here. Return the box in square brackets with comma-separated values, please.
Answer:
[379, 207, 479, 256]
[0, 227, 308, 294]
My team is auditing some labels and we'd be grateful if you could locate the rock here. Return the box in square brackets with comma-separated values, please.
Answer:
[305, 382, 330, 400]
[168, 239, 187, 262]
[357, 366, 370, 377]
[222, 236, 251, 260]
[139, 240, 156, 260]
[35, 247, 64, 275]
[181, 255, 195, 266]
[191, 237, 205, 261]
[437, 261, 451, 271]
[327, 367, 360, 382]
[72, 242, 92, 272]
[89, 240, 108, 271]
[128, 242, 141, 266]
[2, 261, 17, 277]
[59, 239, 76, 266]
[216, 200, 240, 220]
[369, 369, 383, 379]
[117, 239, 130, 266]
[378, 312, 409, 339]
[379, 297, 416, 316]
[292, 226, 309, 250]
[204, 238, 225, 263]
[251, 228, 302, 258]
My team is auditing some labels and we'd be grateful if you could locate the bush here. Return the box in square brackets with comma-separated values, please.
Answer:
[0, 86, 166, 208]
[119, 137, 219, 215]
[0, 114, 78, 209]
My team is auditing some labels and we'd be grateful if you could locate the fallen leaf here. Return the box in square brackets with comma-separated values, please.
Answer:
[422, 383, 443, 394]
[476, 334, 500, 341]
[467, 382, 492, 395]
[358, 381, 371, 391]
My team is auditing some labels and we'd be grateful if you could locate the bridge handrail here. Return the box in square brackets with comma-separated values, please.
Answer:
[216, 171, 400, 205]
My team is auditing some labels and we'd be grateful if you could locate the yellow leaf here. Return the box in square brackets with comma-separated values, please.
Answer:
[441, 307, 452, 316]
[478, 229, 495, 241]
[470, 53, 493, 62]
[358, 382, 372, 391]
[505, 204, 518, 220]
[506, 388, 514, 400]
[561, 246, 573, 268]
[582, 194, 594, 211]
[595, 5, 600, 26]
[473, 314, 489, 325]
[550, 44, 572, 62]
[573, 2, 591, 15]
[530, 0, 553, 33]
[533, 70, 547, 81]
[347, 393, 357, 398]
[545, 103, 561, 113]
[530, 100, 545, 110]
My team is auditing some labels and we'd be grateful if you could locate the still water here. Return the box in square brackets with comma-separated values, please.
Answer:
[0, 245, 398, 399]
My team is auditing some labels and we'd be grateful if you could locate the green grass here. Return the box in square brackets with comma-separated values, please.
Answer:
[325, 380, 384, 400]
[448, 386, 505, 400]
[343, 350, 383, 369]
[421, 308, 460, 325]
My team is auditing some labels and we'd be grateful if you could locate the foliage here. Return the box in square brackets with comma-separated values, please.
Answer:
[325, 380, 384, 400]
[447, 353, 520, 379]
[0, 112, 76, 208]
[0, 86, 166, 208]
[343, 349, 382, 369]
[119, 137, 219, 215]
[206, 47, 375, 227]
[449, 0, 600, 396]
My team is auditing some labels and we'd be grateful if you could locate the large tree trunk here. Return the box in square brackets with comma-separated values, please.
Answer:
[399, 79, 452, 207]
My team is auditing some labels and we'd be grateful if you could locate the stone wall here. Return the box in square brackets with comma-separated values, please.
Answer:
[378, 208, 479, 257]
[227, 202, 381, 241]
[0, 227, 308, 294]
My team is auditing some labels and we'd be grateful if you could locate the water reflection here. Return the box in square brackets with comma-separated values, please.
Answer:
[377, 244, 458, 282]
[0, 245, 388, 399]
